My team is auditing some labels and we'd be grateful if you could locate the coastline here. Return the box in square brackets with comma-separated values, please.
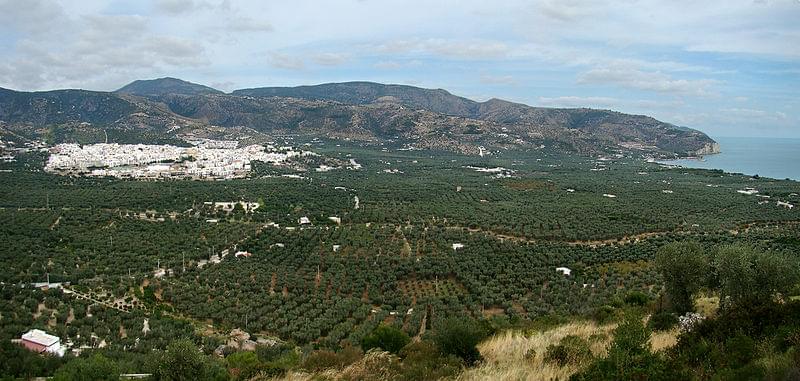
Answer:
[656, 136, 799, 181]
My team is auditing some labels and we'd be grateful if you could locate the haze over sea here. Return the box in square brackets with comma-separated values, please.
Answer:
[659, 136, 800, 181]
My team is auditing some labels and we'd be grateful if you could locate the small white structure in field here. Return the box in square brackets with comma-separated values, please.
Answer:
[566, 188, 575, 193]
[662, 190, 674, 194]
[299, 216, 311, 225]
[603, 194, 617, 198]
[270, 243, 285, 249]
[353, 196, 360, 209]
[328, 216, 341, 224]
[452, 243, 465, 251]
[777, 201, 794, 209]
[332, 245, 341, 252]
[234, 251, 252, 258]
[737, 188, 759, 195]
[142, 318, 151, 336]
[556, 267, 572, 276]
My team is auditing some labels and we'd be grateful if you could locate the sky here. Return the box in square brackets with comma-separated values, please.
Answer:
[1, 0, 799, 138]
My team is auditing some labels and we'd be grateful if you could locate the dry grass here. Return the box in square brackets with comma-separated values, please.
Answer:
[649, 328, 679, 353]
[456, 322, 615, 381]
[694, 295, 720, 318]
[262, 351, 399, 381]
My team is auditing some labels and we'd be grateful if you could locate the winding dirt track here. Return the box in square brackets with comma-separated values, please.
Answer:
[446, 220, 800, 247]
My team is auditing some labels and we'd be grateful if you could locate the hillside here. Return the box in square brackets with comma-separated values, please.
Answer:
[0, 79, 719, 157]
[234, 81, 719, 156]
[233, 81, 479, 117]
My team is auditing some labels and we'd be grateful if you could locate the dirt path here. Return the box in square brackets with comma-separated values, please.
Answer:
[446, 219, 800, 247]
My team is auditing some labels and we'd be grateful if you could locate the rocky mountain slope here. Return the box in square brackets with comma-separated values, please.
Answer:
[0, 78, 718, 157]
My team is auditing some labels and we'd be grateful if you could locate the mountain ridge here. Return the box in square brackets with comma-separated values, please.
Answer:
[0, 78, 719, 157]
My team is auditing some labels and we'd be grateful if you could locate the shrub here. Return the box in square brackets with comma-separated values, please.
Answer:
[52, 354, 119, 381]
[592, 305, 617, 324]
[624, 291, 651, 307]
[226, 351, 261, 380]
[544, 335, 593, 366]
[648, 312, 678, 332]
[433, 318, 490, 365]
[571, 313, 682, 380]
[362, 325, 411, 354]
[398, 340, 462, 380]
[724, 334, 757, 368]
[150, 339, 228, 381]
[302, 345, 363, 372]
[255, 342, 295, 362]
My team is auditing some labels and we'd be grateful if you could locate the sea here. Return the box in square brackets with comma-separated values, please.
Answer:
[658, 136, 800, 181]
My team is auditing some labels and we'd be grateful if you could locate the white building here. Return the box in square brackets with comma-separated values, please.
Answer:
[20, 329, 66, 357]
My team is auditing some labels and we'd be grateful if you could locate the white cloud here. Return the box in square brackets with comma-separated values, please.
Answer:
[267, 52, 306, 70]
[224, 16, 274, 33]
[154, 0, 212, 15]
[373, 60, 423, 70]
[311, 53, 349, 66]
[479, 74, 518, 85]
[374, 38, 511, 59]
[537, 96, 684, 111]
[577, 66, 719, 97]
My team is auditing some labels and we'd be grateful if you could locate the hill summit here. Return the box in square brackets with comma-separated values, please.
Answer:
[116, 77, 223, 96]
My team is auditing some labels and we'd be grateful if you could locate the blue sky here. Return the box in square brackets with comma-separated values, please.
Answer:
[1, 0, 799, 138]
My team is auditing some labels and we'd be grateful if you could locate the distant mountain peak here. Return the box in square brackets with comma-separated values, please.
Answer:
[116, 77, 223, 96]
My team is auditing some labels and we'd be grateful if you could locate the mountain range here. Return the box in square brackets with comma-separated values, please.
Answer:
[0, 77, 718, 157]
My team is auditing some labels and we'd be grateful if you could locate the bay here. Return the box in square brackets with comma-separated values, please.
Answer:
[659, 136, 800, 181]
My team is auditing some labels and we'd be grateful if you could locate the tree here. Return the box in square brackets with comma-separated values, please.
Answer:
[361, 325, 411, 354]
[150, 339, 227, 381]
[654, 242, 708, 314]
[52, 354, 119, 381]
[713, 245, 800, 308]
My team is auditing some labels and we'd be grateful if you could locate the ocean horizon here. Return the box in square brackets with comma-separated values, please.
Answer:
[659, 136, 800, 181]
